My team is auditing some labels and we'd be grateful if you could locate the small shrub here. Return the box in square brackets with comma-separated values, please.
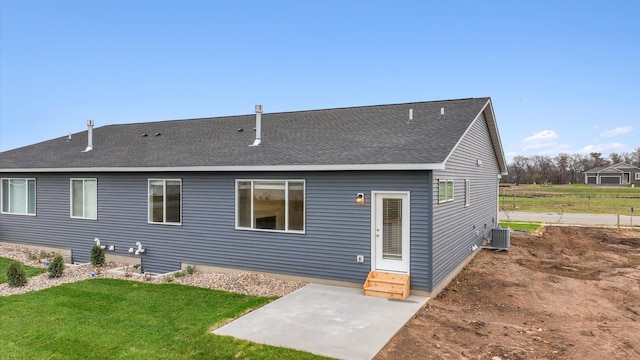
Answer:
[174, 271, 186, 278]
[90, 245, 106, 267]
[27, 252, 39, 261]
[185, 265, 196, 275]
[48, 254, 65, 278]
[6, 261, 28, 287]
[164, 275, 174, 283]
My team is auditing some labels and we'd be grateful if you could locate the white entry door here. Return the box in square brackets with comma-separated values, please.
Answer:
[372, 192, 410, 273]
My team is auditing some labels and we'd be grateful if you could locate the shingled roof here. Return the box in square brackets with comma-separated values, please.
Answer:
[0, 97, 507, 173]
[586, 162, 640, 173]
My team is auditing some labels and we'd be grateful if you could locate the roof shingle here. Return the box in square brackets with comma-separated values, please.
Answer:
[1, 98, 500, 171]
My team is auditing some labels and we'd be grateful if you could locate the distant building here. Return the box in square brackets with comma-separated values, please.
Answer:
[584, 163, 640, 185]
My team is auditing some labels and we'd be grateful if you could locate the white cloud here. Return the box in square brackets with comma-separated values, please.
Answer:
[504, 151, 519, 162]
[578, 142, 629, 154]
[599, 126, 634, 138]
[522, 142, 556, 151]
[523, 143, 570, 154]
[523, 130, 559, 143]
[515, 130, 570, 156]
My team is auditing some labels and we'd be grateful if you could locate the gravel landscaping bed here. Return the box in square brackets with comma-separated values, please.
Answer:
[0, 244, 307, 297]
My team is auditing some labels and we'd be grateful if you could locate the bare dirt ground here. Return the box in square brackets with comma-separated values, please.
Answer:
[376, 226, 640, 359]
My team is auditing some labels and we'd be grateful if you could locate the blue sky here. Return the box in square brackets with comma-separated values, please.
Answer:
[1, 1, 638, 161]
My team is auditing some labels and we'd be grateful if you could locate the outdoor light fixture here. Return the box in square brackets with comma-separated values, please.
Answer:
[356, 193, 365, 204]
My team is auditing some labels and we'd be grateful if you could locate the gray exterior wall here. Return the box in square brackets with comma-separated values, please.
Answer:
[0, 170, 433, 290]
[431, 111, 500, 290]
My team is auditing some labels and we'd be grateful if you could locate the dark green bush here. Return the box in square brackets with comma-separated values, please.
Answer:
[6, 261, 28, 287]
[48, 254, 65, 278]
[90, 244, 106, 267]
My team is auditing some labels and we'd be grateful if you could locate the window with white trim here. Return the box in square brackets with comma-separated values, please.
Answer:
[1, 178, 36, 215]
[465, 179, 471, 207]
[438, 179, 454, 203]
[636, 173, 640, 180]
[71, 179, 97, 219]
[236, 180, 305, 232]
[148, 179, 182, 225]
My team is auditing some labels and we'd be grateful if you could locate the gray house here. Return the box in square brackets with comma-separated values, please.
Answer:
[584, 163, 640, 185]
[0, 97, 507, 296]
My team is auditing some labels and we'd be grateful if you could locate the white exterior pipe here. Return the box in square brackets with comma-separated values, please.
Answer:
[83, 119, 94, 152]
[250, 105, 262, 146]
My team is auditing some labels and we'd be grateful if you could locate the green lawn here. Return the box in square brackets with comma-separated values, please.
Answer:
[0, 257, 46, 284]
[0, 279, 328, 360]
[499, 184, 640, 214]
[499, 220, 543, 233]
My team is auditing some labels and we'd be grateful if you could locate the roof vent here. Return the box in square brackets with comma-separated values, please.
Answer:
[82, 119, 94, 152]
[155, 132, 161, 136]
[250, 105, 263, 147]
[407, 108, 414, 124]
[142, 133, 148, 137]
[440, 107, 445, 117]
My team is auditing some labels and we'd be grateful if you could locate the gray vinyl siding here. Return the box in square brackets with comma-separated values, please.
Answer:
[0, 170, 433, 290]
[431, 111, 500, 290]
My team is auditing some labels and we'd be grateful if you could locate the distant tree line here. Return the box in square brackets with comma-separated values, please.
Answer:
[502, 147, 640, 185]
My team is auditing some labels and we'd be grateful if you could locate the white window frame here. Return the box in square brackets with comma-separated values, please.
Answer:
[235, 179, 306, 233]
[465, 179, 471, 207]
[1, 178, 36, 216]
[148, 179, 182, 225]
[636, 173, 640, 180]
[438, 179, 454, 203]
[70, 178, 98, 220]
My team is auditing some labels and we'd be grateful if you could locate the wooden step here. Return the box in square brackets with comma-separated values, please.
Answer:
[363, 271, 410, 300]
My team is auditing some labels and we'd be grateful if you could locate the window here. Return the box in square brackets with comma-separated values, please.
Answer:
[636, 173, 640, 180]
[1, 178, 36, 215]
[465, 179, 471, 207]
[148, 179, 181, 224]
[70, 179, 97, 219]
[236, 180, 305, 232]
[438, 179, 454, 203]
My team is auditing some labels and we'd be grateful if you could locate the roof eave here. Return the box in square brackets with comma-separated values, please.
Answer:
[0, 163, 446, 173]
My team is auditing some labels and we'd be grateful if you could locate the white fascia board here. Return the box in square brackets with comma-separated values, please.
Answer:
[0, 163, 446, 173]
